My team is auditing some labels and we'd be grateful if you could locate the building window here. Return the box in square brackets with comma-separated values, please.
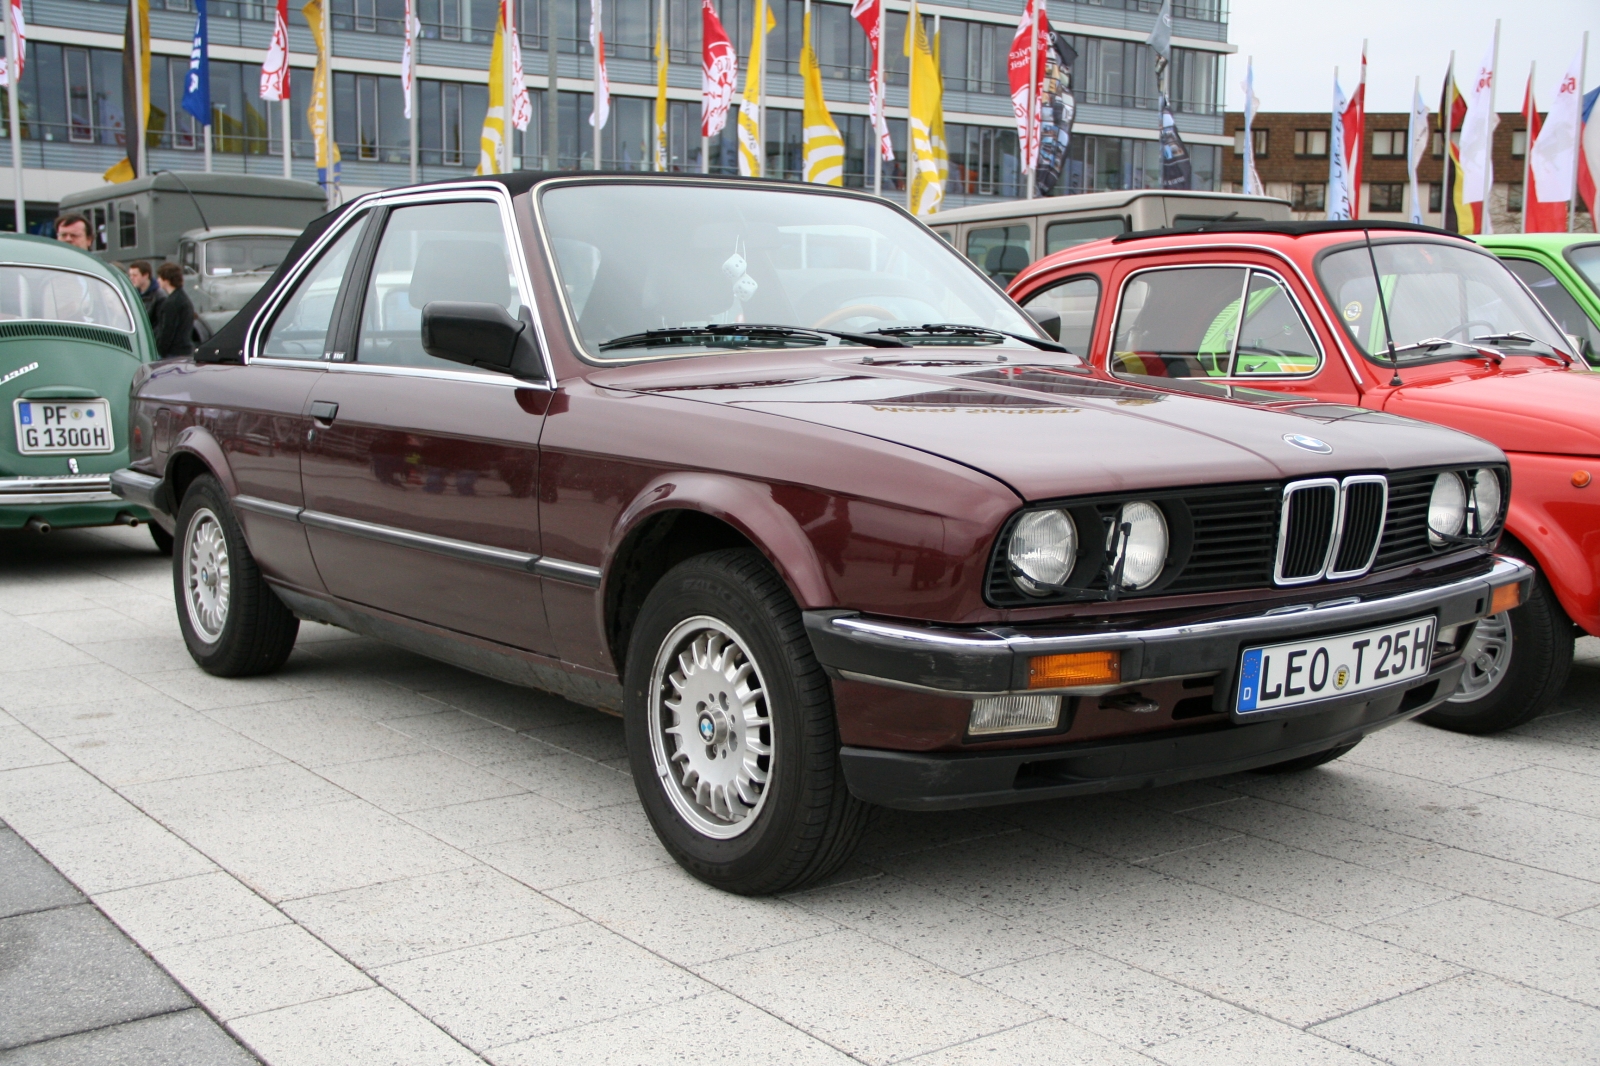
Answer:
[1508, 183, 1524, 212]
[1368, 183, 1405, 212]
[1370, 130, 1406, 158]
[1233, 128, 1267, 157]
[1429, 183, 1443, 212]
[1511, 130, 1527, 158]
[1293, 129, 1328, 157]
[1431, 130, 1461, 158]
[1292, 182, 1326, 210]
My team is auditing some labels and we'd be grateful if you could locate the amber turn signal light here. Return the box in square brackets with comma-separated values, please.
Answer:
[1573, 470, 1591, 488]
[1029, 650, 1121, 689]
[1489, 582, 1523, 615]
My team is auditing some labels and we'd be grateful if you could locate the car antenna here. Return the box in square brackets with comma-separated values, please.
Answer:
[154, 170, 211, 233]
[1362, 228, 1402, 386]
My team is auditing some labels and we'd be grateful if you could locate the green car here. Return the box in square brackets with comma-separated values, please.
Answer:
[0, 234, 165, 549]
[1476, 233, 1600, 366]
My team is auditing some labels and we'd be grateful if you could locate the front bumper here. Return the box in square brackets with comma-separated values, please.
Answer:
[808, 556, 1533, 809]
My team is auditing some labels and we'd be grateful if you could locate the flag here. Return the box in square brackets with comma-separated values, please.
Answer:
[1439, 59, 1469, 232]
[1342, 46, 1366, 217]
[701, 0, 735, 138]
[1407, 84, 1430, 224]
[1240, 57, 1264, 197]
[904, 2, 943, 213]
[931, 22, 948, 195]
[304, 0, 340, 193]
[1458, 39, 1497, 234]
[801, 4, 843, 185]
[1528, 51, 1585, 232]
[261, 0, 289, 100]
[180, 0, 209, 128]
[1146, 0, 1171, 74]
[654, 2, 668, 170]
[103, 0, 151, 183]
[476, 0, 509, 173]
[736, 0, 774, 176]
[1327, 74, 1351, 219]
[590, 0, 609, 133]
[507, 0, 529, 133]
[1008, 0, 1051, 171]
[850, 0, 892, 163]
[400, 0, 419, 118]
[1158, 93, 1191, 189]
[1521, 74, 1567, 232]
[1580, 87, 1600, 223]
[0, 0, 27, 88]
[1034, 32, 1075, 195]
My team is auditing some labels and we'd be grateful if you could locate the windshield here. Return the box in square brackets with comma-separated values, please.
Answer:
[0, 265, 133, 331]
[205, 236, 294, 276]
[1566, 242, 1600, 299]
[539, 182, 1039, 360]
[1317, 241, 1569, 365]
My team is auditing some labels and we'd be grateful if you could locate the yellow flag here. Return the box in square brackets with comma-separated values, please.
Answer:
[801, 6, 843, 185]
[653, 6, 668, 171]
[736, 0, 775, 177]
[904, 3, 944, 216]
[304, 0, 342, 191]
[103, 0, 151, 183]
[477, 4, 508, 174]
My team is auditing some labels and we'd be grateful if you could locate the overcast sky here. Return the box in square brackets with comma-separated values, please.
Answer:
[1223, 0, 1600, 115]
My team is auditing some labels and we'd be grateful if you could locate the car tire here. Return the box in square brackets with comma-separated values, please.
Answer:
[173, 474, 299, 677]
[148, 522, 174, 556]
[1419, 570, 1573, 735]
[623, 548, 870, 896]
[1251, 740, 1361, 774]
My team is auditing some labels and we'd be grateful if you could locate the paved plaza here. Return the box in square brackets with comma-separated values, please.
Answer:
[2, 525, 1599, 1065]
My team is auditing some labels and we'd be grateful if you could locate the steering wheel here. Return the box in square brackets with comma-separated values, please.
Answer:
[813, 304, 898, 330]
[1442, 320, 1496, 341]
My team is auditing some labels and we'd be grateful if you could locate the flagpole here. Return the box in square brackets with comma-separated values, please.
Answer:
[283, 98, 292, 178]
[872, 1, 882, 197]
[503, 0, 513, 173]
[1025, 0, 1037, 199]
[1574, 31, 1587, 232]
[323, 0, 335, 208]
[906, 1, 914, 208]
[592, 7, 601, 170]
[408, 5, 418, 183]
[1521, 62, 1533, 233]
[1486, 18, 1499, 231]
[1410, 73, 1421, 221]
[657, 0, 665, 171]
[132, 0, 144, 178]
[757, 0, 765, 178]
[5, 6, 23, 234]
[1442, 50, 1455, 229]
[204, 124, 212, 171]
[546, 13, 557, 169]
[1353, 39, 1365, 219]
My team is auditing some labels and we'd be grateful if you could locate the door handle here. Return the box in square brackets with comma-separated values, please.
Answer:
[310, 400, 339, 425]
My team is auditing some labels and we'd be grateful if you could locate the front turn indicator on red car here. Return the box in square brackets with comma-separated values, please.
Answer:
[1029, 650, 1121, 689]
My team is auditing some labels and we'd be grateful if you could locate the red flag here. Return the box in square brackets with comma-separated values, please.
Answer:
[850, 0, 892, 162]
[1581, 88, 1599, 222]
[700, 0, 735, 138]
[1523, 74, 1569, 232]
[1007, 0, 1051, 170]
[1342, 46, 1366, 218]
[260, 0, 289, 101]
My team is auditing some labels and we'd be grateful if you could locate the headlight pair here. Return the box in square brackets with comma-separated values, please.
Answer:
[1008, 502, 1168, 596]
[1428, 469, 1503, 546]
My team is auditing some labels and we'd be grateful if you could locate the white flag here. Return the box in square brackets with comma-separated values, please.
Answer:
[1239, 58, 1263, 197]
[507, 0, 530, 131]
[589, 0, 609, 130]
[1407, 85, 1430, 224]
[0, 0, 27, 87]
[1458, 41, 1497, 217]
[401, 0, 420, 118]
[1327, 76, 1351, 220]
[1530, 50, 1584, 203]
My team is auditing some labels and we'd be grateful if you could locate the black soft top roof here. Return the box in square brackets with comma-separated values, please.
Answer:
[1111, 219, 1476, 244]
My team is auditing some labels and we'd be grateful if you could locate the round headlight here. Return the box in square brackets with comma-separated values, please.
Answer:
[1469, 469, 1502, 536]
[1428, 472, 1467, 546]
[1106, 500, 1168, 590]
[1008, 509, 1077, 595]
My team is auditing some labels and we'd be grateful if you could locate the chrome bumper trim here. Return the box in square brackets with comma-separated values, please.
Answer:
[1, 475, 120, 506]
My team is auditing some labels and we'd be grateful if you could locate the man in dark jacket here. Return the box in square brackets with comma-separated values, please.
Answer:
[128, 261, 163, 319]
[153, 262, 195, 357]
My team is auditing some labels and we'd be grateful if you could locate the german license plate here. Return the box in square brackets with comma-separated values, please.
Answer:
[1236, 616, 1435, 715]
[13, 399, 113, 454]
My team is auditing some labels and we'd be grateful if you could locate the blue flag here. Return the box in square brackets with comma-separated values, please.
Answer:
[181, 0, 210, 127]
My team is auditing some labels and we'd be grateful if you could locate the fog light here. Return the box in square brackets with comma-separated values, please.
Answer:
[1029, 650, 1121, 689]
[969, 695, 1062, 736]
[1490, 582, 1523, 614]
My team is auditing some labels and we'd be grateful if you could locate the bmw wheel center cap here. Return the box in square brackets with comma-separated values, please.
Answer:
[1284, 433, 1333, 454]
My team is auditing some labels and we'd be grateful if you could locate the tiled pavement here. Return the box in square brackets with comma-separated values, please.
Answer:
[3, 525, 1599, 1066]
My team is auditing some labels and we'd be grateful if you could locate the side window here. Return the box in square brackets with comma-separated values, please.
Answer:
[1044, 217, 1127, 255]
[1021, 275, 1100, 356]
[179, 241, 199, 274]
[1111, 267, 1247, 379]
[1502, 257, 1600, 364]
[1233, 272, 1322, 376]
[354, 200, 519, 369]
[966, 225, 1031, 284]
[259, 221, 366, 360]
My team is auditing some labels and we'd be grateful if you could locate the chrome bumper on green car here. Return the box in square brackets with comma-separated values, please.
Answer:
[0, 474, 148, 530]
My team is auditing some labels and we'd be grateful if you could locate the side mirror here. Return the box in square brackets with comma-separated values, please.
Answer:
[1027, 308, 1062, 342]
[421, 301, 544, 378]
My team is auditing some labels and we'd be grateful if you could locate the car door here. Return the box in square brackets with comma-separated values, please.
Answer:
[1498, 254, 1600, 365]
[297, 192, 557, 655]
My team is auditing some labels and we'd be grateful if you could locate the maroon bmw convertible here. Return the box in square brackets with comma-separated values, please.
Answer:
[113, 174, 1529, 893]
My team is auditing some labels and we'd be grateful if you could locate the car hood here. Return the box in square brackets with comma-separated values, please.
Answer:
[587, 353, 1502, 501]
[1383, 364, 1600, 457]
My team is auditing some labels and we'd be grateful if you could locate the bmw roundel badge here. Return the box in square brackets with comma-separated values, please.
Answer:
[1283, 433, 1333, 454]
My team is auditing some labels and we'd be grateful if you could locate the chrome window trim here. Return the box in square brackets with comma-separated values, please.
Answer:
[1274, 477, 1343, 587]
[0, 261, 139, 333]
[1326, 474, 1389, 581]
[1107, 262, 1327, 383]
[244, 208, 373, 365]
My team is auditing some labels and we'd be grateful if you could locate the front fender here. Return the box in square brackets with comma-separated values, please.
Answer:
[165, 423, 240, 502]
[1503, 451, 1600, 634]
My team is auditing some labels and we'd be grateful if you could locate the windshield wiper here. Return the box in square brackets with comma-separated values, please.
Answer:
[598, 324, 910, 352]
[867, 323, 1071, 354]
[1469, 331, 1573, 365]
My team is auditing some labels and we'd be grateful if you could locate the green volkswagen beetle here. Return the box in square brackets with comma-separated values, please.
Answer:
[0, 234, 166, 550]
[1476, 233, 1600, 367]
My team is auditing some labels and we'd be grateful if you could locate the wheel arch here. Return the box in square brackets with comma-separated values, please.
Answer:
[163, 425, 238, 512]
[1501, 500, 1593, 635]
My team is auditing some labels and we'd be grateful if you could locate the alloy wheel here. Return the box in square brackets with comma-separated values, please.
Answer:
[182, 507, 231, 644]
[1448, 612, 1511, 703]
